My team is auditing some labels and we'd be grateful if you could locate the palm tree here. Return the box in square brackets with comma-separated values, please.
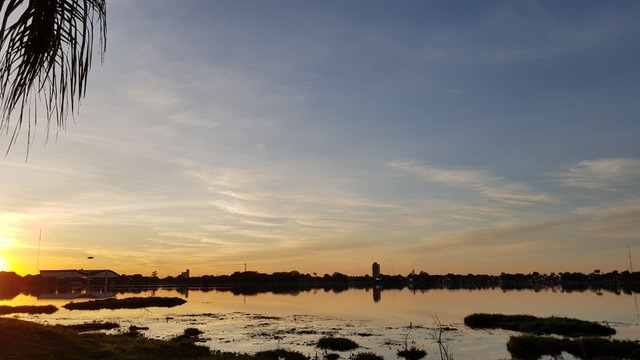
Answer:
[0, 0, 106, 152]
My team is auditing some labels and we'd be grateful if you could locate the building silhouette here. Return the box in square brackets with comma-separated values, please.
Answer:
[372, 262, 380, 278]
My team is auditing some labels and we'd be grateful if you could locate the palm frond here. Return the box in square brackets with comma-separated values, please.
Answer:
[0, 0, 106, 152]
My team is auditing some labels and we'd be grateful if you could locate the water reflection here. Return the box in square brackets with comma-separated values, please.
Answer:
[373, 286, 381, 302]
[2, 281, 640, 304]
[2, 285, 640, 359]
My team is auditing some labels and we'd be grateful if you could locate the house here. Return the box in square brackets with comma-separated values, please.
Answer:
[40, 269, 119, 285]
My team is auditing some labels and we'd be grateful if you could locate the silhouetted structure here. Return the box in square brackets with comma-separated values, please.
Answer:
[40, 269, 118, 285]
[372, 262, 381, 279]
[179, 269, 190, 279]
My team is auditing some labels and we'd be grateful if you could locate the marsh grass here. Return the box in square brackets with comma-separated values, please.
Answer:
[397, 347, 427, 360]
[171, 327, 204, 342]
[464, 313, 615, 337]
[317, 337, 359, 352]
[507, 335, 640, 359]
[506, 335, 566, 359]
[254, 349, 309, 360]
[63, 296, 186, 310]
[65, 321, 120, 332]
[349, 352, 384, 360]
[0, 304, 58, 315]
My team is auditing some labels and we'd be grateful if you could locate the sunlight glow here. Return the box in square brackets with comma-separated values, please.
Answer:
[0, 256, 10, 272]
[0, 237, 17, 249]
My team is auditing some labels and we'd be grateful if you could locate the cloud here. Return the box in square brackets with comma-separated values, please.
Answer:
[575, 204, 640, 241]
[556, 158, 640, 191]
[388, 160, 557, 205]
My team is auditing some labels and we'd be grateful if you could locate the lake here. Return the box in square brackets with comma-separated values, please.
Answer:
[2, 286, 639, 359]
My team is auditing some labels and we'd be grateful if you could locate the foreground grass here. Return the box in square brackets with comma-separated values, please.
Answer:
[464, 313, 615, 337]
[507, 335, 640, 359]
[63, 296, 187, 310]
[0, 317, 216, 360]
[0, 304, 58, 315]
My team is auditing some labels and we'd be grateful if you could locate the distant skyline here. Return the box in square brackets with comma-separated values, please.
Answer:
[1, 1, 639, 277]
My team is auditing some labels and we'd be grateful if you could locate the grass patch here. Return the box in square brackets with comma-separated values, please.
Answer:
[507, 335, 566, 359]
[396, 347, 427, 360]
[171, 327, 204, 342]
[464, 313, 615, 337]
[349, 352, 384, 360]
[0, 317, 213, 359]
[0, 304, 58, 315]
[508, 335, 640, 359]
[317, 337, 359, 351]
[255, 349, 309, 360]
[63, 296, 186, 310]
[65, 321, 120, 332]
[0, 318, 320, 360]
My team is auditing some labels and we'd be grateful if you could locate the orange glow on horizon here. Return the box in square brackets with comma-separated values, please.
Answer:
[0, 236, 24, 274]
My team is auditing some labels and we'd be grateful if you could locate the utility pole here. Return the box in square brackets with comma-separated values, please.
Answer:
[36, 229, 42, 273]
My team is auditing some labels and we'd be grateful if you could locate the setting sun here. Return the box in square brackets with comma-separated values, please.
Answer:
[0, 255, 10, 272]
[0, 237, 18, 273]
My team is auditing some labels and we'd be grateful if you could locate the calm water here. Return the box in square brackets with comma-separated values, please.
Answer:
[2, 287, 639, 359]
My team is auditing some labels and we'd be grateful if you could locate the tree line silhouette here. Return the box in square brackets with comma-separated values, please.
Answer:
[2, 269, 640, 300]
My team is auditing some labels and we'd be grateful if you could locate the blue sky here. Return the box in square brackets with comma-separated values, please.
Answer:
[1, 0, 639, 276]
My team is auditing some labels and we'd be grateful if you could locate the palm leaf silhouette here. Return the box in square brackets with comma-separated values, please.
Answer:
[0, 0, 106, 152]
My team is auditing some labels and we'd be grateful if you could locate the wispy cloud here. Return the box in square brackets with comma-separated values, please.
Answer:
[556, 158, 640, 191]
[575, 204, 640, 241]
[388, 160, 557, 205]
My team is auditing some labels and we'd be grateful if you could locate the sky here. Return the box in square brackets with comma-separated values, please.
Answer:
[1, 0, 640, 277]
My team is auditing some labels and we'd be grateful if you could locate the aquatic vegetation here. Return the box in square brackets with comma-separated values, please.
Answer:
[65, 321, 120, 332]
[397, 347, 427, 360]
[397, 324, 427, 360]
[507, 335, 640, 359]
[464, 313, 615, 337]
[0, 304, 58, 315]
[349, 352, 383, 360]
[63, 296, 186, 310]
[324, 353, 340, 360]
[506, 335, 565, 359]
[254, 349, 309, 360]
[183, 327, 203, 337]
[431, 316, 454, 360]
[317, 337, 359, 351]
[172, 327, 205, 342]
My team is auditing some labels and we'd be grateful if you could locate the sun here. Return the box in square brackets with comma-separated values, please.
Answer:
[0, 255, 10, 272]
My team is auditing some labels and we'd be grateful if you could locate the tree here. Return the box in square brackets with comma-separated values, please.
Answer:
[0, 0, 106, 152]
